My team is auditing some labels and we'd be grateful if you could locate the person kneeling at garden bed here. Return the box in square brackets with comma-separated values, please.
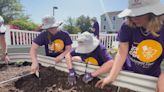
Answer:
[0, 16, 10, 64]
[96, 0, 164, 92]
[66, 32, 114, 84]
[30, 15, 76, 85]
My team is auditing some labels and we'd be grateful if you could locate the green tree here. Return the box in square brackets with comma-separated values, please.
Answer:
[9, 19, 38, 31]
[76, 15, 91, 33]
[0, 0, 24, 23]
[63, 17, 81, 34]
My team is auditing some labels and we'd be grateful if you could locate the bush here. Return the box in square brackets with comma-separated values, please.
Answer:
[9, 19, 39, 31]
[107, 47, 118, 58]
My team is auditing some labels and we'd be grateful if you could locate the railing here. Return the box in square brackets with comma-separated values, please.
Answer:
[99, 34, 118, 49]
[5, 29, 40, 48]
[70, 33, 118, 49]
[69, 34, 78, 41]
[5, 28, 118, 49]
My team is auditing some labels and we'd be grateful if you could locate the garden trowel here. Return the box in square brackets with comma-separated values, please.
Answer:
[35, 71, 39, 78]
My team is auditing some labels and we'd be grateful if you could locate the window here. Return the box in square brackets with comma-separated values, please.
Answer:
[113, 16, 115, 21]
[104, 17, 106, 21]
[104, 25, 106, 29]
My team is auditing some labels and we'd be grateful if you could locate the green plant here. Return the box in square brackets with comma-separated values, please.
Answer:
[9, 19, 38, 31]
[107, 47, 118, 58]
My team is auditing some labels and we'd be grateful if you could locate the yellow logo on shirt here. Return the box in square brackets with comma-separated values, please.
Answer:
[136, 40, 162, 63]
[85, 57, 98, 65]
[51, 39, 64, 52]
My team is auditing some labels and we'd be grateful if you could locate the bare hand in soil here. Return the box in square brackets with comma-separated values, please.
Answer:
[1, 55, 10, 64]
[95, 77, 113, 89]
[31, 62, 39, 74]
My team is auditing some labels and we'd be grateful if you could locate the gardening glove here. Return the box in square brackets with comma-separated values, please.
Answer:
[82, 73, 94, 84]
[68, 69, 76, 85]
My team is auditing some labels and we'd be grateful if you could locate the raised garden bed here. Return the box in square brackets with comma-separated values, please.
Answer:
[0, 62, 135, 92]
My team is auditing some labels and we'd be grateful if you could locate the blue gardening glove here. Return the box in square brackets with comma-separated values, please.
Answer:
[68, 69, 76, 85]
[82, 73, 94, 83]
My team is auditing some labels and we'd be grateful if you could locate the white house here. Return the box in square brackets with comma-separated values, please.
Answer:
[101, 11, 125, 33]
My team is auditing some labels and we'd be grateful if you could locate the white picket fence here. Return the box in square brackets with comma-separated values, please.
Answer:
[5, 29, 118, 49]
[5, 29, 40, 48]
[70, 33, 118, 49]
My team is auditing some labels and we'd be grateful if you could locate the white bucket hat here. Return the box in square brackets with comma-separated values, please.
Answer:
[75, 31, 100, 54]
[42, 15, 60, 29]
[118, 0, 164, 18]
[91, 17, 97, 21]
[0, 16, 6, 33]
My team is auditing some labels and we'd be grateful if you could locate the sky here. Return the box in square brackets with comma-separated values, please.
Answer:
[20, 0, 164, 24]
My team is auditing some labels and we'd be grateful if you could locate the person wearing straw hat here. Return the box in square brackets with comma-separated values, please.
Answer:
[0, 16, 10, 64]
[89, 17, 99, 39]
[30, 15, 76, 85]
[95, 0, 164, 91]
[66, 31, 113, 84]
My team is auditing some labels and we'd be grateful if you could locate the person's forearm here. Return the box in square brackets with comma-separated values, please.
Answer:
[1, 42, 7, 54]
[157, 72, 164, 92]
[92, 60, 113, 77]
[65, 52, 73, 69]
[107, 52, 127, 81]
[159, 72, 164, 82]
[0, 35, 7, 54]
[60, 50, 70, 58]
[30, 47, 38, 64]
[59, 46, 72, 58]
[105, 42, 129, 81]
[92, 28, 96, 32]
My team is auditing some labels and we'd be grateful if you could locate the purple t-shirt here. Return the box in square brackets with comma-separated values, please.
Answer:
[117, 23, 164, 77]
[33, 30, 72, 57]
[92, 22, 99, 39]
[71, 44, 112, 66]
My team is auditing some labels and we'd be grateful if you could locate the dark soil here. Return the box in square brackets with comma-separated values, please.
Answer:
[0, 62, 135, 92]
[0, 62, 31, 92]
[0, 64, 7, 71]
[15, 65, 135, 92]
